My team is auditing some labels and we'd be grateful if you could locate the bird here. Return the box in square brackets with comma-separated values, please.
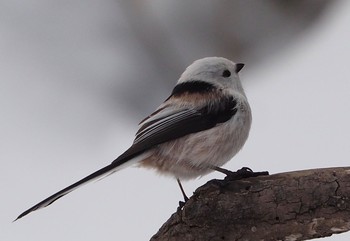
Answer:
[15, 57, 251, 220]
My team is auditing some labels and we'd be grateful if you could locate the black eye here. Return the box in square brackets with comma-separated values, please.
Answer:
[222, 69, 231, 77]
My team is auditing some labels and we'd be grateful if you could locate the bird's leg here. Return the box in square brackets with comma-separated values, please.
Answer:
[212, 166, 236, 176]
[177, 178, 189, 209]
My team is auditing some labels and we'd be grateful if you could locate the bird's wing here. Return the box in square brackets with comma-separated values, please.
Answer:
[113, 95, 238, 164]
[16, 96, 237, 221]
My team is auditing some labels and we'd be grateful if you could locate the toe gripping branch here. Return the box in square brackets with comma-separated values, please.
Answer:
[214, 166, 269, 181]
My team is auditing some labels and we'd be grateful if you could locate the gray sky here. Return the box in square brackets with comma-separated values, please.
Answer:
[1, 1, 350, 240]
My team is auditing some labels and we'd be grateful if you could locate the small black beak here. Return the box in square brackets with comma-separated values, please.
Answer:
[236, 63, 245, 73]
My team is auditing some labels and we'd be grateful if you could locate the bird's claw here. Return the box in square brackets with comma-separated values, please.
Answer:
[224, 167, 269, 181]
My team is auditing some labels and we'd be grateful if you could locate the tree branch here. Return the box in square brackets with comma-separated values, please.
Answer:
[151, 167, 350, 241]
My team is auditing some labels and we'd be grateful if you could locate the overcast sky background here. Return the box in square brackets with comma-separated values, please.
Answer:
[1, 1, 350, 240]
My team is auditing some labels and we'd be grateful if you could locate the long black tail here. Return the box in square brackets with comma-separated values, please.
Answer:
[15, 156, 137, 221]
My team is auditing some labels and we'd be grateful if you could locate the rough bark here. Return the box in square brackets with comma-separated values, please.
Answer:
[151, 167, 350, 241]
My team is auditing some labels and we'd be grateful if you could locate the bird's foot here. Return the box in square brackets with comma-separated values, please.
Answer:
[213, 166, 268, 181]
[177, 198, 189, 212]
[224, 167, 269, 181]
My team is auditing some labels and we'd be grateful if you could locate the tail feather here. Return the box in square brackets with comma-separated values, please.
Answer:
[15, 154, 141, 221]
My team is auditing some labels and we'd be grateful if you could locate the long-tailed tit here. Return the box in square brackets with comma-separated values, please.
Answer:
[16, 57, 251, 220]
